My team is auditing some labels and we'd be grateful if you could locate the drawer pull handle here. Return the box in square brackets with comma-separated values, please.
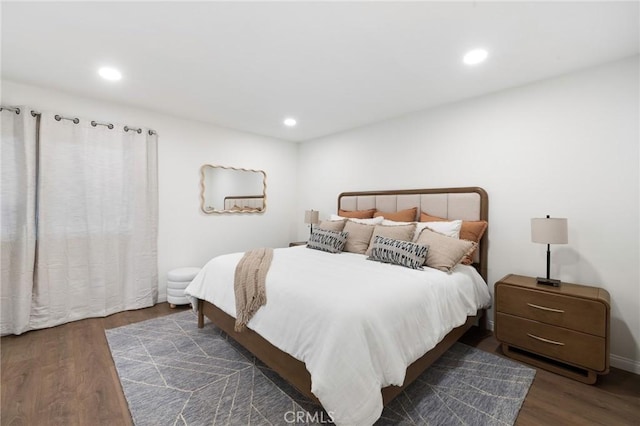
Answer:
[527, 303, 564, 313]
[527, 333, 565, 346]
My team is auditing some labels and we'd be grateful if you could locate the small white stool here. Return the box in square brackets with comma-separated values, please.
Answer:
[167, 267, 200, 308]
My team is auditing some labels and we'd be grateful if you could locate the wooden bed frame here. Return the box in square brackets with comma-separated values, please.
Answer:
[197, 187, 489, 406]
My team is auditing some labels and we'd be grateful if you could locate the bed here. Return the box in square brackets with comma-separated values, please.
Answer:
[223, 195, 265, 211]
[186, 187, 490, 425]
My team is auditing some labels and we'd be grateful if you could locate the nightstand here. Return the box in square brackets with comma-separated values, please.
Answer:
[289, 241, 307, 247]
[494, 274, 610, 384]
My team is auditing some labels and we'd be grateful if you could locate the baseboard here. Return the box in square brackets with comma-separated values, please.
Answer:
[610, 354, 640, 375]
[488, 320, 639, 375]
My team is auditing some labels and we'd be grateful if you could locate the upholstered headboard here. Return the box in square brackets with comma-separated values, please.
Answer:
[338, 187, 488, 280]
[223, 195, 265, 211]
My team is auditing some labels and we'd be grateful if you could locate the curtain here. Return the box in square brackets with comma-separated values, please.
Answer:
[29, 113, 158, 329]
[1, 107, 38, 335]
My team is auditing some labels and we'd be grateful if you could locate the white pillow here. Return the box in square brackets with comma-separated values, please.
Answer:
[330, 214, 384, 225]
[413, 220, 462, 241]
[381, 219, 415, 226]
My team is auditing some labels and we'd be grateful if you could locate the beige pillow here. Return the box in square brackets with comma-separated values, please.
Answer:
[318, 219, 347, 232]
[365, 224, 416, 256]
[343, 221, 376, 254]
[420, 212, 488, 265]
[415, 228, 477, 273]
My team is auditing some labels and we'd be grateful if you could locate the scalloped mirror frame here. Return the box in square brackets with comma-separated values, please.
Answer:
[200, 164, 267, 214]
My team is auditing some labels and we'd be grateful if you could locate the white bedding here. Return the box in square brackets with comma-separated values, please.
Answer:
[184, 246, 491, 426]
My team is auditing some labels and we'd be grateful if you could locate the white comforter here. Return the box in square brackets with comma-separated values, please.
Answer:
[184, 246, 491, 426]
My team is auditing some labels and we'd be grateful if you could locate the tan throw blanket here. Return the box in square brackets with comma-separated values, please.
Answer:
[234, 247, 274, 332]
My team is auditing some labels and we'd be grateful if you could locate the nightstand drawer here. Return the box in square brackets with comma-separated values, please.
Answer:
[496, 284, 606, 336]
[496, 313, 606, 372]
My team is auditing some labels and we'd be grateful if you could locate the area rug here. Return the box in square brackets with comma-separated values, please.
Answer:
[106, 310, 535, 425]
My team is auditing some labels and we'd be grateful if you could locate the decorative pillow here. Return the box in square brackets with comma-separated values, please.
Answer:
[330, 214, 384, 225]
[306, 228, 348, 254]
[414, 220, 462, 240]
[381, 219, 414, 226]
[342, 221, 376, 254]
[420, 212, 487, 264]
[338, 208, 376, 219]
[318, 219, 347, 232]
[415, 228, 477, 273]
[373, 207, 417, 222]
[367, 236, 429, 270]
[365, 224, 416, 256]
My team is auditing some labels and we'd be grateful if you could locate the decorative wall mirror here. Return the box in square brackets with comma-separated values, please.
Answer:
[200, 165, 266, 214]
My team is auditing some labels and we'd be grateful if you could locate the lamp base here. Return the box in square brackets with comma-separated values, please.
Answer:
[536, 277, 561, 287]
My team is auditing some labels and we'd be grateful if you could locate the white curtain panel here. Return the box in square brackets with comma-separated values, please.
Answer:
[1, 107, 37, 335]
[30, 114, 158, 329]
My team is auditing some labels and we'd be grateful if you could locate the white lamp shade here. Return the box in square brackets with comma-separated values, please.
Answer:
[304, 210, 319, 225]
[531, 217, 568, 244]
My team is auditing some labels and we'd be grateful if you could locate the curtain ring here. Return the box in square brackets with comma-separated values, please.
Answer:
[31, 110, 38, 117]
[124, 125, 142, 134]
[92, 121, 114, 129]
[55, 115, 62, 121]
[0, 107, 21, 114]
[73, 118, 79, 124]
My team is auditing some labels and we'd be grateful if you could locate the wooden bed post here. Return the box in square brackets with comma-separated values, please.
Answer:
[197, 299, 204, 328]
[478, 309, 489, 333]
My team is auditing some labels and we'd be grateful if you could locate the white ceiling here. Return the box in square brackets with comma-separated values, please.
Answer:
[2, 1, 638, 142]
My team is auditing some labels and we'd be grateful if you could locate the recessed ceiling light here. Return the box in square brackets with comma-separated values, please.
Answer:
[463, 49, 488, 66]
[98, 67, 122, 81]
[283, 117, 297, 127]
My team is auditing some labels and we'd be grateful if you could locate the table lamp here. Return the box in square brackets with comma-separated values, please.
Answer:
[531, 215, 568, 286]
[304, 210, 319, 237]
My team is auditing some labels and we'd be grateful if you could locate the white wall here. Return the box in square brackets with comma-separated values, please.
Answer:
[296, 56, 640, 372]
[3, 57, 638, 372]
[1, 80, 298, 301]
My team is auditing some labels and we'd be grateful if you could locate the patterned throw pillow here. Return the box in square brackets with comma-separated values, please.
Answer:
[367, 236, 429, 270]
[307, 228, 349, 253]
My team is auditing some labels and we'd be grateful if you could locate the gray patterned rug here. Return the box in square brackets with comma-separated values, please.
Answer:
[105, 310, 535, 425]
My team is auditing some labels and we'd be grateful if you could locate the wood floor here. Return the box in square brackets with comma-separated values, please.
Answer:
[2, 303, 639, 426]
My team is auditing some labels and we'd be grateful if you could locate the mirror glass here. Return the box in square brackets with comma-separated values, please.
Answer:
[200, 165, 266, 213]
